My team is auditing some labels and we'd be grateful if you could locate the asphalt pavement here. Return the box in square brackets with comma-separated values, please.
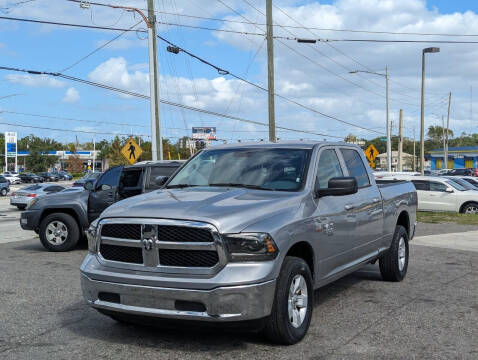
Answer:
[0, 200, 477, 359]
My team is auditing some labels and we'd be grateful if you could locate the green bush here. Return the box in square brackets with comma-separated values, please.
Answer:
[71, 172, 84, 179]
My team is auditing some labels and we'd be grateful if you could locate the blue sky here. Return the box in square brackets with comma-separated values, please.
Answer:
[1, 0, 478, 146]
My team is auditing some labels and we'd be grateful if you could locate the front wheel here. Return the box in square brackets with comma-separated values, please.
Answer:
[1, 188, 7, 196]
[263, 256, 313, 345]
[379, 225, 409, 282]
[39, 213, 80, 252]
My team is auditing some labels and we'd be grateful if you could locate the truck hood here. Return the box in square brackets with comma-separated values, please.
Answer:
[30, 188, 89, 209]
[100, 187, 304, 233]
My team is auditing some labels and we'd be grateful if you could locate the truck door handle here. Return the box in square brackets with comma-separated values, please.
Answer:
[344, 204, 355, 210]
[372, 197, 380, 203]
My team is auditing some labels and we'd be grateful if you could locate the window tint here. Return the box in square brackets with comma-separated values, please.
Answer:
[0, 176, 6, 182]
[411, 180, 429, 191]
[340, 149, 370, 188]
[315, 149, 343, 189]
[95, 167, 122, 190]
[429, 182, 447, 192]
[24, 185, 42, 191]
[446, 180, 466, 191]
[149, 166, 177, 189]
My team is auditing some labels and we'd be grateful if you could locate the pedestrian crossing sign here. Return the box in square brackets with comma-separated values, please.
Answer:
[364, 144, 379, 163]
[121, 138, 143, 165]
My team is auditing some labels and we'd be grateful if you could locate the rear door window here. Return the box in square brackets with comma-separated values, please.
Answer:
[340, 149, 370, 188]
[149, 166, 178, 189]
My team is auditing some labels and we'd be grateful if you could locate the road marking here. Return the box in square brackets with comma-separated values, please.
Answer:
[412, 230, 478, 253]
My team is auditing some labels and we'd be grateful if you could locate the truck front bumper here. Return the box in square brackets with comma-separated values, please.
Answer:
[81, 273, 276, 322]
[19, 209, 41, 230]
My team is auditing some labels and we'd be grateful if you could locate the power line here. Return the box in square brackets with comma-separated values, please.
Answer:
[155, 34, 384, 134]
[0, 66, 342, 138]
[60, 19, 142, 73]
[0, 109, 149, 128]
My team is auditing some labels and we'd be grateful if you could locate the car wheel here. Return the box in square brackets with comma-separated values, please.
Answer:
[461, 202, 478, 214]
[379, 225, 409, 282]
[1, 188, 6, 196]
[39, 213, 80, 252]
[16, 205, 26, 210]
[263, 256, 313, 345]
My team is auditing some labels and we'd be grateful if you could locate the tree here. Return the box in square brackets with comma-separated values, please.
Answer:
[344, 134, 358, 143]
[67, 154, 84, 173]
[427, 126, 453, 143]
[106, 136, 129, 167]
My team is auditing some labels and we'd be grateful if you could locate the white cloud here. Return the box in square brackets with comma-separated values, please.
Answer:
[5, 74, 65, 88]
[62, 87, 80, 103]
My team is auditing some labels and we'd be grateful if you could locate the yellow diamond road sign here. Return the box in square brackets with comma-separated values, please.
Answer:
[364, 144, 379, 163]
[121, 138, 143, 165]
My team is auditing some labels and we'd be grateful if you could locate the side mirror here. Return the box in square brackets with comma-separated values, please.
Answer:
[101, 184, 112, 191]
[84, 180, 94, 191]
[155, 176, 169, 187]
[317, 177, 358, 197]
[445, 187, 454, 193]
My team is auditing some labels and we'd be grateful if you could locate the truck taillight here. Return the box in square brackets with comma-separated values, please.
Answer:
[11, 192, 15, 196]
[26, 193, 36, 198]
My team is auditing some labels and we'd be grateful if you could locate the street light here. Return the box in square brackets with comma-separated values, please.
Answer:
[420, 47, 440, 175]
[350, 67, 391, 172]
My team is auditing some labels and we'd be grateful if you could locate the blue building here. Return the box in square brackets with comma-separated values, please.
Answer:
[429, 146, 478, 170]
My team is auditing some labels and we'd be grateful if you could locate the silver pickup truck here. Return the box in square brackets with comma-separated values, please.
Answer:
[81, 142, 417, 344]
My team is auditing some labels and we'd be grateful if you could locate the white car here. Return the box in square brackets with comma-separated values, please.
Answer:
[1, 173, 22, 185]
[377, 175, 478, 214]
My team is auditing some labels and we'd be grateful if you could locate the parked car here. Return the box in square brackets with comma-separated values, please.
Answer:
[72, 172, 103, 187]
[459, 176, 478, 187]
[378, 175, 478, 214]
[57, 171, 73, 180]
[443, 176, 478, 191]
[20, 161, 184, 250]
[10, 183, 65, 210]
[1, 173, 22, 184]
[18, 172, 44, 183]
[37, 172, 60, 182]
[446, 168, 475, 176]
[0, 176, 10, 196]
[80, 142, 417, 345]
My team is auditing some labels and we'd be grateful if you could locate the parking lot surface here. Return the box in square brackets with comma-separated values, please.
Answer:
[0, 206, 477, 359]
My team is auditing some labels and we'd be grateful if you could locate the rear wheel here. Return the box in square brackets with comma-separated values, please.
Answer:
[379, 225, 409, 282]
[263, 256, 313, 345]
[461, 202, 478, 214]
[1, 188, 7, 196]
[39, 213, 80, 251]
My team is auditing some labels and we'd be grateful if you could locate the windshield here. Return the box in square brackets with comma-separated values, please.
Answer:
[167, 148, 311, 191]
[446, 180, 467, 191]
[446, 178, 476, 190]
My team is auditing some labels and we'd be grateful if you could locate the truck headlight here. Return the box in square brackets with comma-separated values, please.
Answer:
[223, 233, 278, 262]
[87, 219, 99, 253]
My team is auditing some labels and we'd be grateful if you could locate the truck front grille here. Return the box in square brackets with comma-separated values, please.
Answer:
[97, 219, 225, 273]
[100, 244, 143, 264]
[101, 224, 141, 240]
[158, 249, 219, 267]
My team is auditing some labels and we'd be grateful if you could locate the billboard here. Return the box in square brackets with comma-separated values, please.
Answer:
[192, 127, 216, 140]
[5, 132, 17, 157]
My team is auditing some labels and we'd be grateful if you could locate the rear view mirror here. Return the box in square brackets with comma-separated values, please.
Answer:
[155, 176, 169, 187]
[317, 177, 358, 197]
[84, 180, 94, 191]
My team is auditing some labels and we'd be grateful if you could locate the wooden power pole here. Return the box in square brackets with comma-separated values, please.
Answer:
[266, 0, 276, 142]
[398, 109, 403, 171]
[147, 0, 162, 160]
[445, 91, 451, 169]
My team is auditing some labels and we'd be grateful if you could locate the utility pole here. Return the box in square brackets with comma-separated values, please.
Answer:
[147, 0, 162, 160]
[93, 134, 96, 172]
[266, 0, 276, 142]
[413, 127, 416, 172]
[445, 91, 451, 169]
[441, 115, 446, 170]
[385, 65, 391, 172]
[398, 109, 403, 171]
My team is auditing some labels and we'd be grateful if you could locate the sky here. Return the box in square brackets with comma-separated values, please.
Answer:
[1, 0, 478, 146]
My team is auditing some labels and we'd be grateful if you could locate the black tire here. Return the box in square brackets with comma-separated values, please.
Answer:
[16, 205, 26, 210]
[460, 202, 478, 214]
[379, 225, 409, 282]
[39, 213, 80, 252]
[263, 256, 313, 345]
[0, 188, 6, 196]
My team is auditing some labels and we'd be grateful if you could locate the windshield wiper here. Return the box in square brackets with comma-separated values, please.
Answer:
[208, 183, 275, 191]
[166, 184, 200, 189]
